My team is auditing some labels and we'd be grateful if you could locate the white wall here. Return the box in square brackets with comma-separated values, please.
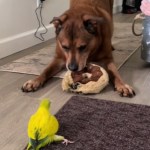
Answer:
[0, 0, 69, 59]
[113, 0, 123, 13]
[0, 0, 122, 59]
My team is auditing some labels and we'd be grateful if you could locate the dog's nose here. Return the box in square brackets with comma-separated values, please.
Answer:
[68, 63, 78, 71]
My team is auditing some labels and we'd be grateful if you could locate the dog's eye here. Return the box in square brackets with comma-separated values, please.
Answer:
[62, 45, 70, 51]
[78, 45, 87, 52]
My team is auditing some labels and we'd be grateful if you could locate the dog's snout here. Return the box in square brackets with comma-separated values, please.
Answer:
[68, 62, 78, 71]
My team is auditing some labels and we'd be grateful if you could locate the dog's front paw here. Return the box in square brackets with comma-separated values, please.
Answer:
[115, 84, 136, 98]
[22, 78, 44, 92]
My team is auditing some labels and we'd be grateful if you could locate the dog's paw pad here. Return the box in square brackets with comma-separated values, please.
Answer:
[22, 79, 42, 92]
[116, 84, 135, 98]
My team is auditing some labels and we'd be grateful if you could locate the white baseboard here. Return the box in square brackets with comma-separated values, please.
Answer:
[0, 24, 55, 59]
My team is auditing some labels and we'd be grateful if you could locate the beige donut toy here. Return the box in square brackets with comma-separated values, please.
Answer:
[62, 64, 109, 94]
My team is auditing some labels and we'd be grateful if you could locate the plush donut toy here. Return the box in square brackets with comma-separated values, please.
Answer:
[62, 64, 109, 94]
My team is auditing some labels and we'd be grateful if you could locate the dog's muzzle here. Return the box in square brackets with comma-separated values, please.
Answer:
[68, 62, 78, 72]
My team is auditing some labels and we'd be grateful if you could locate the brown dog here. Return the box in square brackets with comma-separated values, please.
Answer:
[22, 0, 135, 97]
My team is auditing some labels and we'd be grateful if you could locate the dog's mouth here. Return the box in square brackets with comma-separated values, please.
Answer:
[69, 64, 89, 72]
[67, 63, 88, 72]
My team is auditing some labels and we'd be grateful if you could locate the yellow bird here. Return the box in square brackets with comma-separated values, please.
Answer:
[27, 98, 73, 150]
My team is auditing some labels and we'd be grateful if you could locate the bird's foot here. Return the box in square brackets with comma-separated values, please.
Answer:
[62, 139, 74, 146]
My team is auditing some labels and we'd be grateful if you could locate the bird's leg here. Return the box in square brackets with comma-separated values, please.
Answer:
[54, 135, 74, 145]
[62, 139, 74, 146]
[53, 135, 64, 142]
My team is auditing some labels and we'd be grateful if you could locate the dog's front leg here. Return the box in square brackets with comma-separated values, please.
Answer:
[106, 61, 135, 97]
[22, 57, 65, 92]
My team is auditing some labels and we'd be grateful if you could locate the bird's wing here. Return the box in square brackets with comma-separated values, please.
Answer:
[47, 115, 59, 136]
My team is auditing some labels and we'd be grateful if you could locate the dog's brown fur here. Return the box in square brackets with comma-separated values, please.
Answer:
[22, 0, 135, 97]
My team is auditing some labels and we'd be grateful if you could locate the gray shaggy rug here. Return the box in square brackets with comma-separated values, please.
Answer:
[41, 96, 150, 150]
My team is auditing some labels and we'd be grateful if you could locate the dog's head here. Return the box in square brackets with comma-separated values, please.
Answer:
[50, 13, 104, 72]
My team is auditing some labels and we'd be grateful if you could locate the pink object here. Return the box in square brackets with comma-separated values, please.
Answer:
[140, 0, 150, 16]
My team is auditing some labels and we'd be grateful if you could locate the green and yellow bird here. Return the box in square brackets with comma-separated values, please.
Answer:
[27, 98, 73, 150]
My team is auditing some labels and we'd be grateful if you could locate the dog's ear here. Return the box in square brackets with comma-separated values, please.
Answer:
[50, 14, 67, 35]
[83, 15, 104, 34]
